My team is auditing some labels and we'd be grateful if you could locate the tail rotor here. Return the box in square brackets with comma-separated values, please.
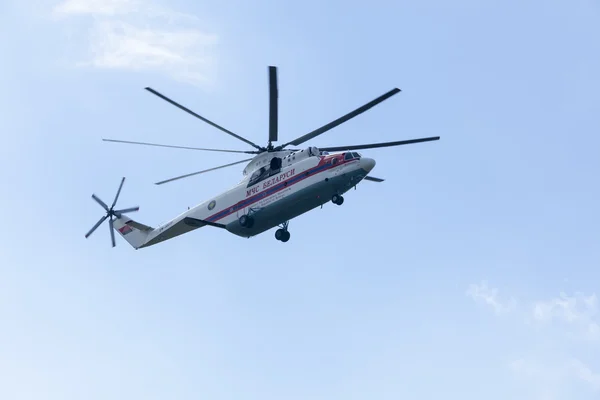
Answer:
[85, 177, 140, 247]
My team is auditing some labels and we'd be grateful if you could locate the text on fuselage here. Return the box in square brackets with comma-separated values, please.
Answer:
[246, 169, 296, 197]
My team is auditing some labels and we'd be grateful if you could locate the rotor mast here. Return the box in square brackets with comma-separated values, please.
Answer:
[267, 66, 278, 151]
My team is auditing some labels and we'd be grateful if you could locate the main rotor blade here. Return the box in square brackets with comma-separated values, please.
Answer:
[155, 158, 254, 185]
[145, 87, 263, 151]
[364, 176, 384, 182]
[320, 136, 440, 152]
[111, 177, 125, 209]
[268, 66, 278, 143]
[103, 139, 259, 154]
[85, 215, 108, 238]
[92, 194, 109, 211]
[109, 216, 116, 247]
[280, 88, 401, 148]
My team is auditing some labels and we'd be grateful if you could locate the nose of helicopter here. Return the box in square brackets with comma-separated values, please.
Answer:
[361, 157, 376, 173]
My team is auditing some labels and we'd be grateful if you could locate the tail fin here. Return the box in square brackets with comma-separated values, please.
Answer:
[112, 216, 154, 249]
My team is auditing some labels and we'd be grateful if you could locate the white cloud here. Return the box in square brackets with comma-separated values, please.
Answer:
[53, 0, 141, 16]
[466, 280, 516, 314]
[467, 282, 600, 399]
[533, 292, 600, 341]
[509, 358, 565, 400]
[569, 359, 600, 391]
[509, 357, 600, 398]
[51, 0, 218, 86]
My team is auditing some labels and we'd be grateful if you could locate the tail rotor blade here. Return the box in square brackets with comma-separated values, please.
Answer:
[85, 215, 108, 238]
[111, 177, 125, 209]
[114, 206, 140, 214]
[92, 194, 109, 211]
[87, 177, 135, 248]
[109, 216, 116, 247]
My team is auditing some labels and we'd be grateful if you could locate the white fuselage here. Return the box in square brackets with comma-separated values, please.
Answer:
[137, 151, 375, 247]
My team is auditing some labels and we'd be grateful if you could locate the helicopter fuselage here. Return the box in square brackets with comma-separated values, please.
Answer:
[133, 151, 375, 248]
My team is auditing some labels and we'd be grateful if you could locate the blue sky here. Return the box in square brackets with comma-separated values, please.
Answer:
[1, 0, 599, 399]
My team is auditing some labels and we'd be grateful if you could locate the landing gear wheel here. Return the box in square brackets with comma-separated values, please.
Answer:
[332, 194, 344, 205]
[275, 228, 285, 241]
[239, 214, 254, 228]
[275, 227, 291, 242]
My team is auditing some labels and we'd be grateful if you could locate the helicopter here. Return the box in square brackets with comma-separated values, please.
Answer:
[85, 66, 439, 248]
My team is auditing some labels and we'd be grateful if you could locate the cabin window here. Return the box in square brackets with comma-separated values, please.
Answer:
[344, 152, 353, 160]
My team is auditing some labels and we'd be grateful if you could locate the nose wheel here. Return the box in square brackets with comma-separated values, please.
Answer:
[275, 221, 290, 242]
[332, 194, 344, 205]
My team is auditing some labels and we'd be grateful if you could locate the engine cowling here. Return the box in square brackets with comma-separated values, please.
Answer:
[280, 146, 322, 167]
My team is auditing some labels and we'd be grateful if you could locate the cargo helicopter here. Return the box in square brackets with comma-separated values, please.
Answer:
[85, 66, 439, 248]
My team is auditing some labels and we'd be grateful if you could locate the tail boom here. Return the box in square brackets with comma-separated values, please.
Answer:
[113, 216, 209, 249]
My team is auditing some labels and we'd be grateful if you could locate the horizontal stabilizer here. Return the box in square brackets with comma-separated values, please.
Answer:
[184, 217, 226, 229]
[364, 176, 384, 182]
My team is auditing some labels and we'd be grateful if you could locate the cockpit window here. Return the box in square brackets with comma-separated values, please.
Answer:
[248, 167, 268, 186]
[344, 152, 361, 160]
